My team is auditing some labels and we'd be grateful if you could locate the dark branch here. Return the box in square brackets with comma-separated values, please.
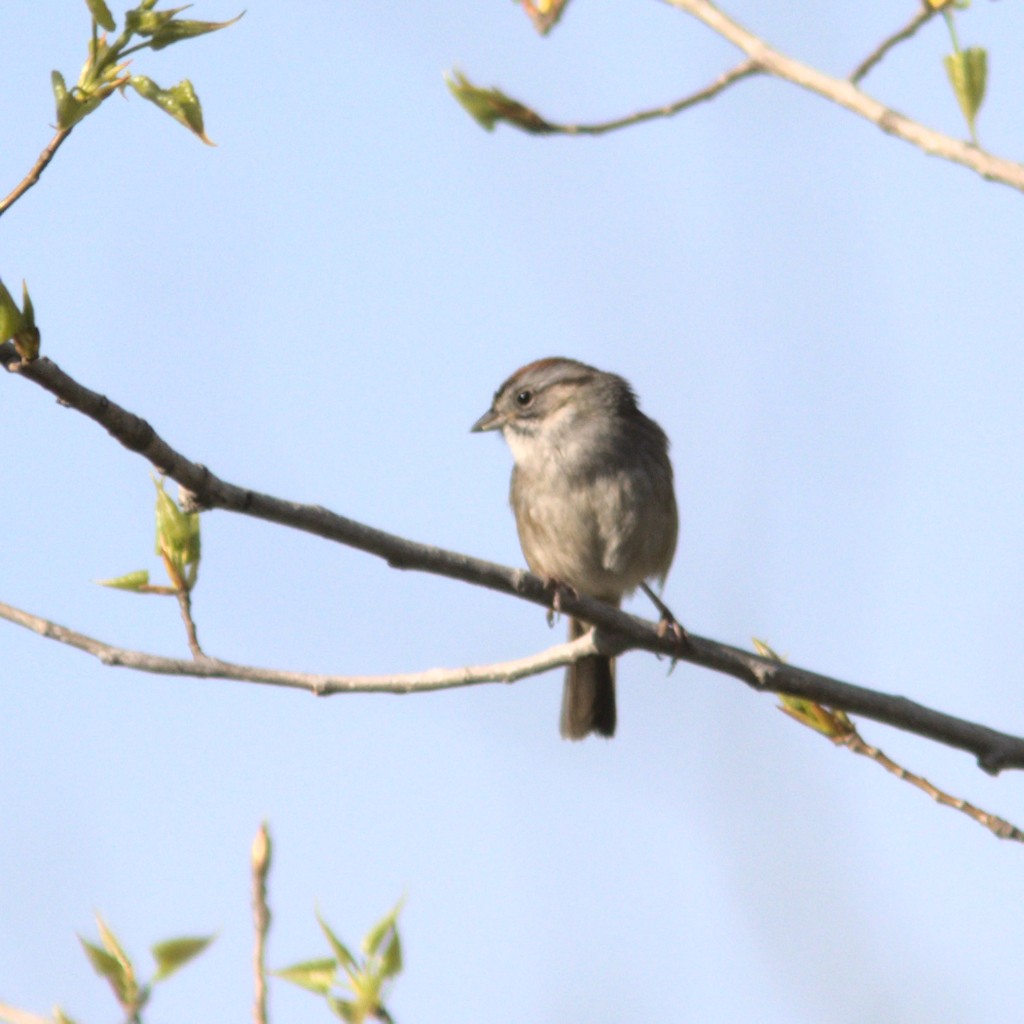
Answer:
[5, 344, 1024, 774]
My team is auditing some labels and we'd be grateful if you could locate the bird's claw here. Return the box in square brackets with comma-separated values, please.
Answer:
[657, 613, 690, 674]
[639, 582, 691, 672]
[545, 578, 578, 626]
[657, 613, 688, 646]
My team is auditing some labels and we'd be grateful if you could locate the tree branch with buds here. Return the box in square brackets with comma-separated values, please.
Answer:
[4, 344, 1024, 776]
[448, 0, 1024, 194]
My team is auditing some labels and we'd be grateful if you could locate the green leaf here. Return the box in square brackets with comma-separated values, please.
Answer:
[50, 68, 69, 112]
[154, 478, 201, 582]
[778, 694, 845, 737]
[151, 934, 215, 981]
[124, 6, 187, 36]
[327, 996, 361, 1023]
[274, 957, 338, 995]
[14, 283, 40, 361]
[85, 0, 116, 31]
[149, 12, 245, 51]
[53, 1008, 81, 1024]
[95, 915, 133, 971]
[50, 69, 104, 129]
[380, 927, 402, 980]
[944, 46, 987, 141]
[129, 75, 214, 144]
[362, 899, 403, 959]
[0, 278, 40, 361]
[97, 569, 152, 591]
[21, 281, 35, 331]
[0, 279, 26, 345]
[443, 69, 555, 134]
[317, 912, 358, 973]
[78, 937, 131, 1003]
[349, 968, 382, 1013]
[87, 914, 148, 1015]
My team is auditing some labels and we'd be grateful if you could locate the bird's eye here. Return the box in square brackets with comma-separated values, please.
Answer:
[515, 389, 533, 407]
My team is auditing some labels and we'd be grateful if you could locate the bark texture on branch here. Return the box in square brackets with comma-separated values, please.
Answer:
[5, 345, 1024, 774]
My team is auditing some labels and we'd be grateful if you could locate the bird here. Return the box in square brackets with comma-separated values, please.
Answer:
[472, 357, 678, 739]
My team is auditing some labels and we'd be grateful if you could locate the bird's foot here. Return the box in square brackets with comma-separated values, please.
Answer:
[640, 583, 691, 671]
[544, 578, 578, 627]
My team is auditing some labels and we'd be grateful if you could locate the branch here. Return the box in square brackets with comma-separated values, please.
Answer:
[766, 638, 1024, 845]
[541, 60, 761, 136]
[0, 1004, 52, 1024]
[849, 4, 938, 85]
[0, 127, 74, 217]
[660, 0, 1024, 193]
[5, 345, 1024, 773]
[839, 725, 1024, 843]
[160, 549, 205, 658]
[251, 823, 271, 1024]
[0, 598, 602, 694]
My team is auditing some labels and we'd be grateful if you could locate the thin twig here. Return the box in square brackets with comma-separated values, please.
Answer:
[839, 729, 1024, 843]
[552, 60, 760, 136]
[0, 1003, 52, 1024]
[660, 0, 1024, 193]
[0, 598, 601, 694]
[850, 5, 938, 85]
[0, 127, 73, 217]
[5, 348, 1024, 772]
[160, 549, 205, 659]
[251, 822, 272, 1024]
[174, 587, 204, 658]
[765, 632, 1023, 844]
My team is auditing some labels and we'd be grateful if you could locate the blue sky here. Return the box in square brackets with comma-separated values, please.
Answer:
[2, 2, 1024, 1021]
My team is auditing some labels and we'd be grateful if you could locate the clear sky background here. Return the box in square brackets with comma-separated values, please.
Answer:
[3, 2, 1024, 1021]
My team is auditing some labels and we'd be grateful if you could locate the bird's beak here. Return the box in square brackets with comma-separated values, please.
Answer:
[471, 407, 503, 433]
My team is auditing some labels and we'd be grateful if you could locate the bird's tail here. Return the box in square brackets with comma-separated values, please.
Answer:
[560, 616, 616, 740]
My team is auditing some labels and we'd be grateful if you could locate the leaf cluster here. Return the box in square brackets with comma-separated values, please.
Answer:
[0, 279, 39, 361]
[277, 904, 405, 1024]
[0, 914, 215, 1024]
[0, 825, 406, 1024]
[98, 477, 201, 595]
[52, 0, 243, 143]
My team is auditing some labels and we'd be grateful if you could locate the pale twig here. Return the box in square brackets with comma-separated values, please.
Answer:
[838, 728, 1024, 844]
[251, 823, 272, 1024]
[661, 0, 1024, 193]
[850, 5, 938, 85]
[0, 128, 74, 217]
[0, 598, 600, 695]
[763, 636, 1024, 844]
[0, 1003, 53, 1024]
[5, 348, 1024, 772]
